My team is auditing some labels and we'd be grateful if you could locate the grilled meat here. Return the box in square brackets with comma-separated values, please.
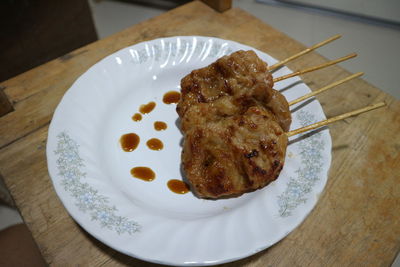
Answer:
[182, 106, 288, 198]
[177, 50, 274, 118]
[178, 50, 291, 198]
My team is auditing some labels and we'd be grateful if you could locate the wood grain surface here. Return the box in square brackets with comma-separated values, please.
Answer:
[0, 1, 399, 266]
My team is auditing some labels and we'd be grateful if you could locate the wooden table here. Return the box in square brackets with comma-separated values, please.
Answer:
[1, 1, 399, 266]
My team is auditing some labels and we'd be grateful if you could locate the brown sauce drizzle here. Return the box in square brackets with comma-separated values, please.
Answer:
[163, 91, 181, 104]
[131, 167, 155, 181]
[154, 121, 167, 131]
[132, 113, 142, 122]
[167, 179, 190, 194]
[120, 133, 140, 152]
[146, 138, 163, 151]
[139, 101, 156, 114]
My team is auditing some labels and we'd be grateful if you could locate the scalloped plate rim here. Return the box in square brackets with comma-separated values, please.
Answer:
[46, 36, 332, 266]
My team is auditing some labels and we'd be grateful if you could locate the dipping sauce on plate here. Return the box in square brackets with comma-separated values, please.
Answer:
[131, 167, 155, 181]
[120, 133, 140, 152]
[167, 179, 190, 194]
[140, 101, 156, 114]
[163, 91, 181, 104]
[132, 113, 142, 122]
[146, 138, 163, 151]
[154, 121, 167, 131]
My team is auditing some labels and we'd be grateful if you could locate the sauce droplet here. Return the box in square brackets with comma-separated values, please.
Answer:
[163, 91, 181, 104]
[120, 133, 140, 152]
[146, 138, 163, 151]
[139, 101, 156, 114]
[132, 113, 142, 122]
[154, 121, 167, 131]
[167, 179, 190, 194]
[131, 167, 155, 181]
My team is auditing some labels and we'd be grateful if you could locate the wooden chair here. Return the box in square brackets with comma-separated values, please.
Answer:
[0, 0, 97, 116]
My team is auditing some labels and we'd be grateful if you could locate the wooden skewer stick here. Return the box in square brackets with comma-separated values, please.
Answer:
[268, 34, 342, 71]
[289, 72, 364, 106]
[273, 53, 357, 83]
[286, 102, 386, 137]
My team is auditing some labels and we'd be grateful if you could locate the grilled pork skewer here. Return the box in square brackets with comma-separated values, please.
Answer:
[177, 50, 359, 133]
[177, 50, 373, 199]
[182, 101, 385, 199]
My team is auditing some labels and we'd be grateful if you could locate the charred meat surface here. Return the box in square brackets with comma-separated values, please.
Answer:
[182, 107, 288, 198]
[177, 50, 274, 118]
[178, 50, 291, 199]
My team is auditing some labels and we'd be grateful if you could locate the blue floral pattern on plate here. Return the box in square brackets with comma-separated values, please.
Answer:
[278, 110, 325, 217]
[55, 132, 140, 234]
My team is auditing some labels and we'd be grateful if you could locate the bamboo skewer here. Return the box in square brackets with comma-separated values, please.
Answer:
[273, 53, 357, 83]
[268, 34, 342, 71]
[288, 72, 364, 106]
[286, 102, 386, 137]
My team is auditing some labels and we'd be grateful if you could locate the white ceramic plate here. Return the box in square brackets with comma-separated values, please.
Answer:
[47, 36, 331, 266]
